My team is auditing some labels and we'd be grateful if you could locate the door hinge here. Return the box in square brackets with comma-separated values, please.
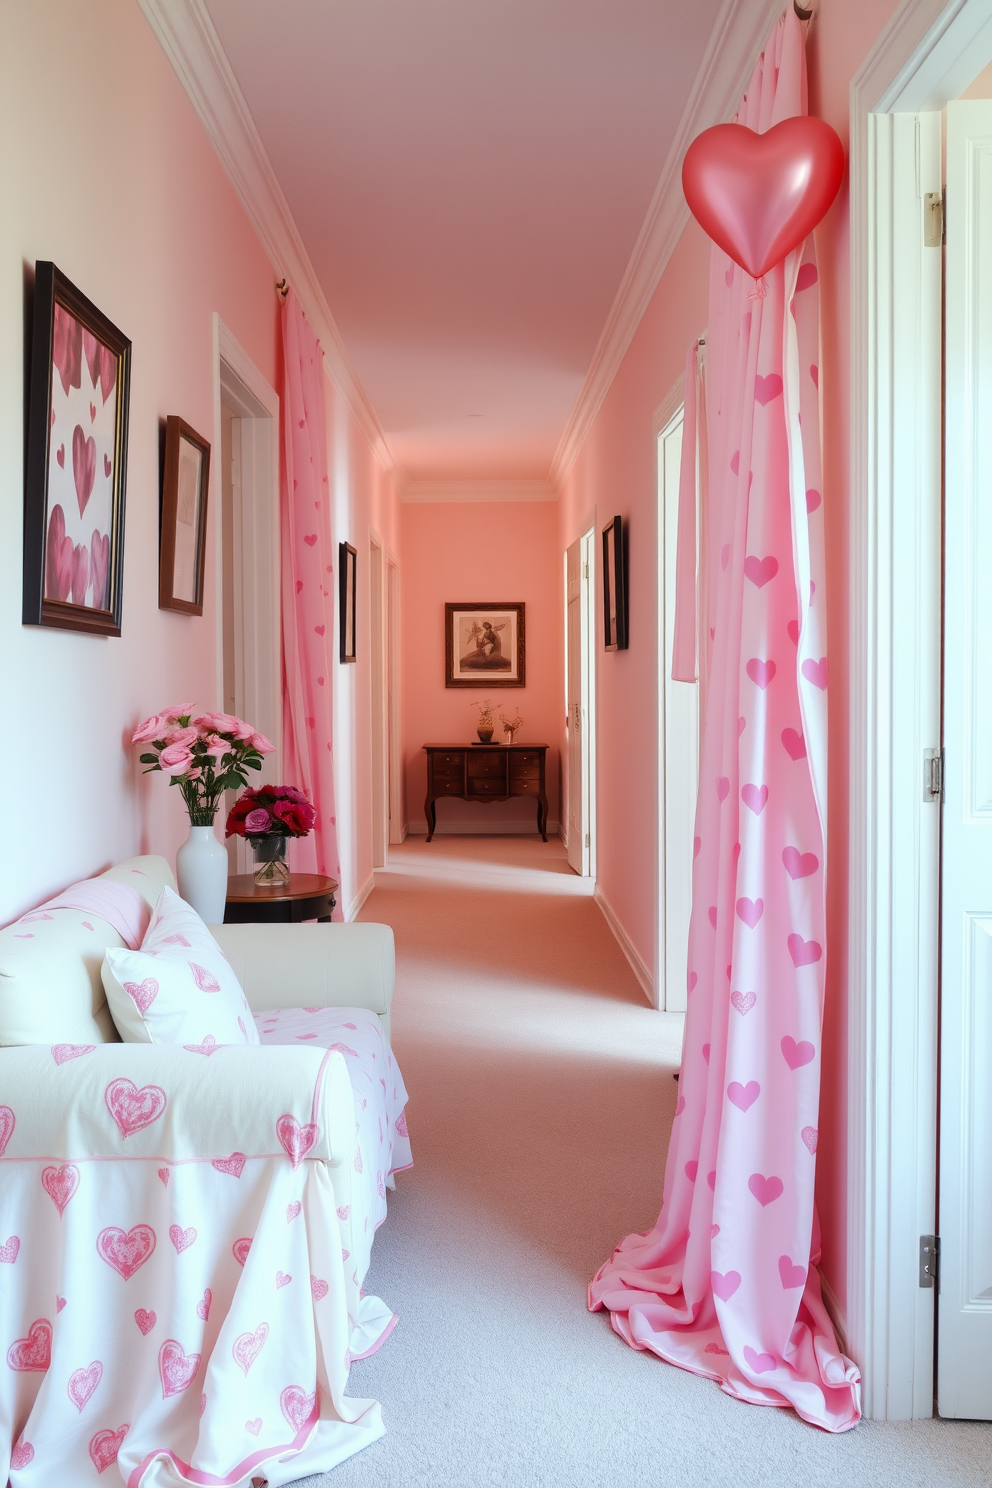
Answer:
[583, 561, 589, 580]
[923, 748, 944, 802]
[584, 832, 590, 848]
[920, 1234, 940, 1289]
[923, 188, 945, 247]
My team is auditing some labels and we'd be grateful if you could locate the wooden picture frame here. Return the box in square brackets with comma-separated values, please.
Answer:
[23, 261, 131, 636]
[339, 542, 357, 662]
[159, 416, 211, 614]
[602, 515, 628, 650]
[445, 602, 526, 687]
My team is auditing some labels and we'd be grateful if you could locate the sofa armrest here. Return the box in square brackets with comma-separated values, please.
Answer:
[0, 1042, 353, 1167]
[209, 922, 395, 1042]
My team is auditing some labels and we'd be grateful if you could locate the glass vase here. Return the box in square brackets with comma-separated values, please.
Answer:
[251, 834, 290, 887]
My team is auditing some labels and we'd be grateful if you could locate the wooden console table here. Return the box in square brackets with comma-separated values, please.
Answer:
[423, 743, 550, 841]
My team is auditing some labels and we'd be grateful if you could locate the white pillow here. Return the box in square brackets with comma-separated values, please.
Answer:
[101, 887, 259, 1047]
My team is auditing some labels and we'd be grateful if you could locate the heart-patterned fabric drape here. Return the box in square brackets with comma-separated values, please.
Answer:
[589, 10, 860, 1432]
[280, 289, 342, 895]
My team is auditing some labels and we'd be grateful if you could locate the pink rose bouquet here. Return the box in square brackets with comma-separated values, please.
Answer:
[133, 705, 274, 826]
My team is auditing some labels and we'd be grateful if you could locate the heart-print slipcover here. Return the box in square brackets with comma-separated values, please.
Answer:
[0, 1019, 411, 1484]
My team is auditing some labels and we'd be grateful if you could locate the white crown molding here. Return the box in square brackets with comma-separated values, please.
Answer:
[401, 479, 556, 504]
[137, 0, 396, 475]
[548, 0, 784, 490]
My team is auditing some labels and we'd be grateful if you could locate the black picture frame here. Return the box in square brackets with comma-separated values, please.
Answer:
[339, 542, 357, 662]
[445, 602, 526, 687]
[23, 261, 131, 636]
[602, 515, 628, 651]
[159, 416, 211, 615]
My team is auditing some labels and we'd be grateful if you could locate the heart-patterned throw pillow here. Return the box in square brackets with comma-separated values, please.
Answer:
[101, 887, 258, 1048]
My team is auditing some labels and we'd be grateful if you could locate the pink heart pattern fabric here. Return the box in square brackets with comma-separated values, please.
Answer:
[102, 887, 258, 1048]
[0, 1002, 411, 1479]
[589, 8, 858, 1435]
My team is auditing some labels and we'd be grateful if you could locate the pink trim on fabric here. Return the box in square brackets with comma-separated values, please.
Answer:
[387, 1161, 414, 1176]
[127, 1397, 319, 1487]
[349, 1311, 398, 1362]
[311, 1048, 335, 1127]
[672, 339, 700, 682]
[0, 1151, 308, 1168]
[20, 880, 151, 948]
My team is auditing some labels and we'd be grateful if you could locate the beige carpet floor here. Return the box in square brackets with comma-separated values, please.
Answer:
[300, 835, 990, 1487]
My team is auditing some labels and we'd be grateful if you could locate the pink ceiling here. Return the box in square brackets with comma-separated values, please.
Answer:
[205, 0, 723, 482]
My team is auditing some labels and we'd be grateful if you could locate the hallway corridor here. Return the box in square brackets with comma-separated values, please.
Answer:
[307, 838, 992, 1487]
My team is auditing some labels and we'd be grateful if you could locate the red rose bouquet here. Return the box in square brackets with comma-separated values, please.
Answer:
[225, 785, 316, 841]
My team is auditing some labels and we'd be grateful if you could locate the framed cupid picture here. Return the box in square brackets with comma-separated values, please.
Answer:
[23, 262, 131, 636]
[445, 602, 525, 687]
[339, 542, 357, 663]
[159, 416, 211, 614]
[602, 515, 628, 651]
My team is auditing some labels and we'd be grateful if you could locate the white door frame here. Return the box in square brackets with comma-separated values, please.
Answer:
[850, 0, 992, 1419]
[369, 532, 388, 869]
[213, 316, 281, 872]
[387, 557, 404, 846]
[580, 527, 597, 881]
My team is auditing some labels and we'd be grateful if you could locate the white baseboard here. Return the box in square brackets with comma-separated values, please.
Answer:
[344, 873, 375, 921]
[818, 1268, 850, 1360]
[405, 819, 559, 837]
[594, 884, 654, 1005]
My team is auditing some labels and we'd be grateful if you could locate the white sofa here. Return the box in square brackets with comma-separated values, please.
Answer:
[0, 854, 403, 1488]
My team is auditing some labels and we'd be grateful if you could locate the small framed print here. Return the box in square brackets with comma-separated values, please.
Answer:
[602, 515, 628, 651]
[339, 542, 357, 663]
[445, 602, 525, 687]
[159, 417, 211, 614]
[23, 261, 131, 636]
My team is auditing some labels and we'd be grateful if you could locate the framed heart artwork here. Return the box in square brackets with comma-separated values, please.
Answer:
[23, 262, 131, 636]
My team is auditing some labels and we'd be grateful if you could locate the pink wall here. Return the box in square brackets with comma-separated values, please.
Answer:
[558, 0, 902, 1324]
[0, 0, 279, 920]
[0, 0, 400, 924]
[400, 501, 561, 835]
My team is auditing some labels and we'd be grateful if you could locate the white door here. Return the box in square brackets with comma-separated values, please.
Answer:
[565, 539, 585, 874]
[939, 97, 992, 1420]
[658, 412, 698, 1013]
[565, 534, 595, 875]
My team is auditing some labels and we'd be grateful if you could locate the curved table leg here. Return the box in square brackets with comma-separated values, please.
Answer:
[425, 794, 437, 842]
[537, 793, 549, 842]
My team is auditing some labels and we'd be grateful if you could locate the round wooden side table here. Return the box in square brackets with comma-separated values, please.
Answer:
[223, 873, 338, 924]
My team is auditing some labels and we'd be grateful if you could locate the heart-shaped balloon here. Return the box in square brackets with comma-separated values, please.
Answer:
[682, 118, 845, 279]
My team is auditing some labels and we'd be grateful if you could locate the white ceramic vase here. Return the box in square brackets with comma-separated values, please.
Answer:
[176, 823, 228, 924]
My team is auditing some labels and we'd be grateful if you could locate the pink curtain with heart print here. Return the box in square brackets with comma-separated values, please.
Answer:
[589, 10, 860, 1432]
[280, 289, 342, 900]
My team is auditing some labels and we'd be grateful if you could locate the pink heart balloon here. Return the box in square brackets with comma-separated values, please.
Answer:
[682, 118, 845, 279]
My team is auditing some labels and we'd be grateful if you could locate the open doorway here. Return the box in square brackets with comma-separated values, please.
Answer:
[370, 534, 403, 868]
[564, 529, 596, 877]
[656, 407, 699, 1014]
[214, 318, 281, 875]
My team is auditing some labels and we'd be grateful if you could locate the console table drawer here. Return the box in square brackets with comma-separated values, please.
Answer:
[467, 754, 506, 778]
[432, 763, 463, 782]
[468, 778, 506, 796]
[432, 751, 464, 770]
[434, 778, 465, 795]
[512, 752, 542, 770]
[513, 779, 539, 794]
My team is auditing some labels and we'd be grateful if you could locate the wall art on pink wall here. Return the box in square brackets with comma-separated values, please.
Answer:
[23, 261, 131, 636]
[445, 601, 525, 687]
[159, 415, 210, 615]
[602, 515, 628, 651]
